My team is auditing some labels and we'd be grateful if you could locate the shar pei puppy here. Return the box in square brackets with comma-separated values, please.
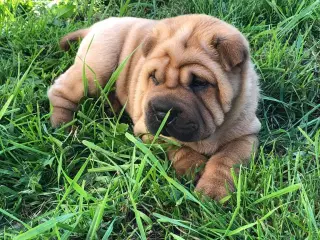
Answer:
[48, 14, 261, 200]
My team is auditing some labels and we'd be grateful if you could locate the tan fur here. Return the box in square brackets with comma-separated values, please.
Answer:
[48, 15, 261, 200]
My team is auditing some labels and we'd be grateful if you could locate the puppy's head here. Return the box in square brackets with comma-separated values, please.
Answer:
[138, 15, 250, 142]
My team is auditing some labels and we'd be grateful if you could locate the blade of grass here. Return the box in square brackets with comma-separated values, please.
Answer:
[0, 208, 30, 230]
[55, 158, 90, 213]
[128, 191, 147, 240]
[14, 213, 76, 240]
[226, 205, 282, 236]
[224, 167, 243, 236]
[153, 213, 199, 233]
[253, 183, 301, 204]
[86, 188, 110, 240]
[102, 218, 117, 240]
[0, 95, 14, 120]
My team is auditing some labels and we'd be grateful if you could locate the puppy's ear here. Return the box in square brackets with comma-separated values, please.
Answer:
[213, 34, 249, 71]
[142, 34, 156, 57]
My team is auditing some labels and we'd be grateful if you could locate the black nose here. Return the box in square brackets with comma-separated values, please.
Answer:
[146, 97, 201, 142]
[154, 109, 178, 123]
[152, 102, 180, 124]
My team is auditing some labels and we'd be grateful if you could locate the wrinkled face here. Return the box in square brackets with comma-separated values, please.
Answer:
[138, 16, 249, 142]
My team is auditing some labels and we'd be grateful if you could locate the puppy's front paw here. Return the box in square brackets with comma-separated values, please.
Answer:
[195, 164, 234, 200]
[168, 147, 207, 176]
[48, 86, 78, 128]
[50, 107, 74, 128]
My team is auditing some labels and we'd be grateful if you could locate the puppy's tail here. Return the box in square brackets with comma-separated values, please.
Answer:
[59, 28, 90, 51]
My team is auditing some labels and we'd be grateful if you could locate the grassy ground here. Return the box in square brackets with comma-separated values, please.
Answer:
[0, 0, 319, 239]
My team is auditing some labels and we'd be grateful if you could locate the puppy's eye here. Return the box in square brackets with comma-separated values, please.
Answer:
[150, 71, 159, 86]
[190, 75, 210, 91]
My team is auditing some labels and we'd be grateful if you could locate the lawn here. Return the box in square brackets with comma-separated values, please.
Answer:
[0, 0, 319, 239]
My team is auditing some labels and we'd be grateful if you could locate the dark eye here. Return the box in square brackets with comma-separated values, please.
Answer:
[190, 75, 209, 91]
[150, 71, 159, 86]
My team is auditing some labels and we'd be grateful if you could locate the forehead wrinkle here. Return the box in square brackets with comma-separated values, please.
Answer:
[174, 25, 194, 46]
[180, 64, 216, 85]
[162, 38, 187, 67]
[179, 67, 190, 86]
[148, 46, 168, 60]
[156, 57, 170, 82]
[144, 56, 169, 72]
[166, 66, 179, 88]
[178, 50, 229, 96]
[153, 22, 173, 40]
[160, 25, 194, 67]
[178, 49, 218, 73]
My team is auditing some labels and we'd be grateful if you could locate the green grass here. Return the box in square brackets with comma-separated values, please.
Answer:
[0, 0, 319, 239]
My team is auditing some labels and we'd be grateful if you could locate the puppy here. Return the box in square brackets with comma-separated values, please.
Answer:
[48, 14, 261, 200]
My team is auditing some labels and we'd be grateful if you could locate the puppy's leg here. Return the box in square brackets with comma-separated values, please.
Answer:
[195, 135, 258, 200]
[48, 31, 120, 127]
[48, 65, 85, 127]
[168, 147, 207, 176]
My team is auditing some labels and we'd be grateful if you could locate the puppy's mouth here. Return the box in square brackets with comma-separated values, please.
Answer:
[145, 98, 204, 142]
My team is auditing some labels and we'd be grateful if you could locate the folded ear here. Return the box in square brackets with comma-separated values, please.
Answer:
[213, 33, 249, 71]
